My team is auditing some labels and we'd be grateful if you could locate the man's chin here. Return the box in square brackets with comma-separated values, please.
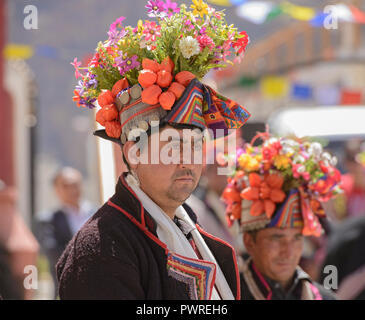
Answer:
[271, 266, 296, 282]
[168, 184, 195, 202]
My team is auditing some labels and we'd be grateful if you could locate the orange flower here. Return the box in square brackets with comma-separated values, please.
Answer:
[168, 82, 185, 99]
[102, 103, 119, 121]
[97, 90, 114, 107]
[159, 57, 175, 73]
[105, 120, 122, 138]
[240, 173, 286, 218]
[111, 78, 129, 98]
[138, 69, 157, 88]
[156, 70, 173, 88]
[175, 71, 196, 86]
[222, 186, 242, 224]
[159, 91, 175, 110]
[142, 58, 160, 73]
[141, 85, 162, 105]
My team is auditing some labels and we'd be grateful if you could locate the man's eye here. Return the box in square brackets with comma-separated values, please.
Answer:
[270, 235, 282, 240]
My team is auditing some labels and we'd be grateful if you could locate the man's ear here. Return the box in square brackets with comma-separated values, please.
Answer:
[243, 232, 255, 255]
[122, 141, 139, 170]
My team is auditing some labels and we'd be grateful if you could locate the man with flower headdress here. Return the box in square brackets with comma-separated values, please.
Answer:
[222, 133, 341, 300]
[56, 1, 251, 300]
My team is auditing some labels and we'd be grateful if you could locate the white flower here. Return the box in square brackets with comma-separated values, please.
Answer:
[293, 155, 305, 164]
[179, 36, 200, 59]
[330, 156, 338, 166]
[308, 142, 323, 158]
[322, 152, 331, 161]
[281, 146, 294, 156]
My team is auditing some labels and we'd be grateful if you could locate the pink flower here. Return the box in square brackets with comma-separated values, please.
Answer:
[109, 16, 126, 32]
[293, 164, 310, 181]
[197, 35, 214, 50]
[184, 19, 194, 31]
[143, 21, 161, 42]
[70, 57, 82, 79]
[163, 0, 180, 18]
[221, 41, 232, 62]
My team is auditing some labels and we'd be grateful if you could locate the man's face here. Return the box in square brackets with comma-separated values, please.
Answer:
[54, 173, 82, 207]
[244, 227, 304, 285]
[128, 125, 203, 212]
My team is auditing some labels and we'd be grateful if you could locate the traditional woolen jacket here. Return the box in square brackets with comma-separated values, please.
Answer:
[56, 174, 240, 300]
[239, 257, 336, 300]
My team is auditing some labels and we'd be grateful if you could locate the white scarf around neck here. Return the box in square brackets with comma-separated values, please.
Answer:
[125, 174, 234, 300]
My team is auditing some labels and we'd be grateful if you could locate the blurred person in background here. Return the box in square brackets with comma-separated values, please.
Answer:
[37, 167, 95, 298]
[320, 148, 365, 300]
[222, 133, 341, 300]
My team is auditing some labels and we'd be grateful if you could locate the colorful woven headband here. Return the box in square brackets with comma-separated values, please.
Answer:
[221, 132, 343, 237]
[71, 1, 251, 144]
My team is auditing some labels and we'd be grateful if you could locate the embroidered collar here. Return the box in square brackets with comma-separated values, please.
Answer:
[249, 259, 312, 300]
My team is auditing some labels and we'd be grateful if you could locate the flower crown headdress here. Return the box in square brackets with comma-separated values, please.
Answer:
[222, 130, 342, 237]
[71, 0, 250, 143]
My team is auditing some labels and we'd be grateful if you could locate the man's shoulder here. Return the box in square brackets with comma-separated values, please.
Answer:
[56, 201, 147, 278]
[73, 201, 143, 252]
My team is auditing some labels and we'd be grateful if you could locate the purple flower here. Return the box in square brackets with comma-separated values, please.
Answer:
[86, 78, 98, 89]
[145, 0, 166, 18]
[108, 28, 128, 46]
[79, 96, 96, 109]
[115, 52, 140, 74]
[163, 0, 180, 18]
[75, 80, 85, 96]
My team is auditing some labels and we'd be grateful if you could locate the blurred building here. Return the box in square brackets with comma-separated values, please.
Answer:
[216, 1, 365, 124]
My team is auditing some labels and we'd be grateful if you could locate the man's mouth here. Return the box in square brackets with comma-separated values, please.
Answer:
[175, 176, 194, 182]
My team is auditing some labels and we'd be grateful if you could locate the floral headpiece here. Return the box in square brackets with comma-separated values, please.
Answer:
[221, 131, 342, 237]
[71, 0, 250, 143]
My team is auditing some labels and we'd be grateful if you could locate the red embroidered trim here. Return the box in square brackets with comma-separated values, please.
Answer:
[196, 224, 241, 300]
[107, 200, 168, 252]
[120, 175, 146, 228]
[251, 262, 272, 300]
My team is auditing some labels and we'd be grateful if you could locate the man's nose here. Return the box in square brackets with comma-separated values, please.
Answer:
[279, 240, 295, 258]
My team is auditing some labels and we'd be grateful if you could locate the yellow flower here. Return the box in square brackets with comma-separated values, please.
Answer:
[247, 158, 260, 172]
[273, 155, 290, 169]
[238, 154, 249, 168]
[190, 0, 208, 18]
[255, 154, 263, 162]
[137, 20, 144, 32]
[238, 154, 260, 172]
[246, 146, 253, 154]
